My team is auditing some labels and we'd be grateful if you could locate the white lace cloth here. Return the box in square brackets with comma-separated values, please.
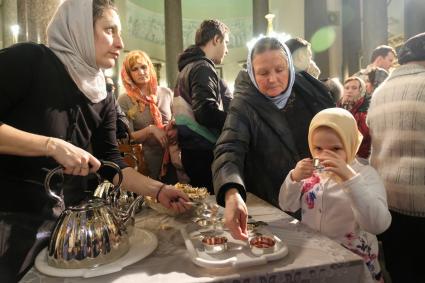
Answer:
[20, 194, 364, 283]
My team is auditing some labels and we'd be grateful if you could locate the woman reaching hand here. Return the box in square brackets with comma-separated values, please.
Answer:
[0, 0, 189, 280]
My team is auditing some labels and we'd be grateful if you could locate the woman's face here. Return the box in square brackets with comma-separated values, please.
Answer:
[94, 8, 124, 69]
[130, 59, 150, 87]
[311, 127, 347, 162]
[252, 50, 289, 97]
[343, 80, 361, 102]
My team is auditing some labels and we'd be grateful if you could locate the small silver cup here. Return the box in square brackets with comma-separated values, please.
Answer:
[202, 235, 228, 254]
[313, 158, 325, 173]
[249, 235, 276, 256]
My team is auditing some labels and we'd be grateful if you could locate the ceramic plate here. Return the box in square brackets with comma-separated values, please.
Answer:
[35, 228, 157, 278]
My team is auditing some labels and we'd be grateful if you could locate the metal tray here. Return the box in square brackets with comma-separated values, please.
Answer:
[180, 222, 288, 269]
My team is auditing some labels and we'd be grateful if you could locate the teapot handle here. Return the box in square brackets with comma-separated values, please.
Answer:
[101, 160, 124, 190]
[44, 166, 65, 204]
[44, 161, 124, 204]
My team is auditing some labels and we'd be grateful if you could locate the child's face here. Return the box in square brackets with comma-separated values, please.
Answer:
[311, 127, 347, 162]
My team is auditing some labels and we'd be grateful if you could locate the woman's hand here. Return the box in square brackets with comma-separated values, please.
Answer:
[165, 121, 178, 145]
[224, 189, 248, 240]
[291, 158, 314, 182]
[46, 137, 101, 175]
[157, 184, 191, 213]
[320, 150, 356, 181]
[149, 125, 168, 148]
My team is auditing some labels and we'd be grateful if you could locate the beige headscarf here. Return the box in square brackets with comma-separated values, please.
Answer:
[308, 108, 363, 164]
[46, 0, 107, 103]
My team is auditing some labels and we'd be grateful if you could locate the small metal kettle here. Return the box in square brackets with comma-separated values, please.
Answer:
[44, 161, 143, 269]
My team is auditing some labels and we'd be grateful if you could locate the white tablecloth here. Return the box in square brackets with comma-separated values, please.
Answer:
[21, 193, 364, 283]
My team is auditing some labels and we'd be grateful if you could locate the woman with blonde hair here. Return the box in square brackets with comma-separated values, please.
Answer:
[337, 76, 371, 163]
[119, 50, 187, 181]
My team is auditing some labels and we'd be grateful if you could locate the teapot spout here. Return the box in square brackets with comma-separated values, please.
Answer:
[121, 195, 144, 229]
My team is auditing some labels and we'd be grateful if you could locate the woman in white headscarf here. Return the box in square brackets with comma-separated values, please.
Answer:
[0, 0, 188, 280]
[213, 36, 334, 240]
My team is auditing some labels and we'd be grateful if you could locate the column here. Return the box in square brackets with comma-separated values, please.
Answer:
[341, 0, 362, 78]
[362, 0, 387, 67]
[17, 0, 28, 42]
[404, 0, 425, 39]
[17, 0, 61, 44]
[253, 0, 269, 36]
[304, 0, 331, 78]
[1, 0, 17, 47]
[164, 0, 183, 88]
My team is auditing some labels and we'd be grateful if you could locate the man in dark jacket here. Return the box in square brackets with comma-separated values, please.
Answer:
[174, 19, 230, 193]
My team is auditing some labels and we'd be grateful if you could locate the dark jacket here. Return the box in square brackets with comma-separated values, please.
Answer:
[213, 70, 334, 207]
[174, 45, 226, 149]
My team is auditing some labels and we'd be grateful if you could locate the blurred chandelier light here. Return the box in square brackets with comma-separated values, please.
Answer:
[10, 24, 20, 44]
[246, 13, 291, 50]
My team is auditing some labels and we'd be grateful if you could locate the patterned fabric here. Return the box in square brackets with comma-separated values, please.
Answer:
[298, 172, 382, 282]
[343, 231, 383, 282]
[301, 173, 320, 208]
[121, 55, 162, 129]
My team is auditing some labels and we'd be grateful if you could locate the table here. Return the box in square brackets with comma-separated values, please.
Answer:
[21, 193, 365, 283]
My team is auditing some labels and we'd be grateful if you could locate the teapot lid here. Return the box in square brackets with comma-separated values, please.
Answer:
[68, 198, 106, 211]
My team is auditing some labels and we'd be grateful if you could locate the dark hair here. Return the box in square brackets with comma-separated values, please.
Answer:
[366, 67, 388, 88]
[251, 37, 288, 62]
[321, 77, 343, 103]
[398, 32, 425, 65]
[370, 45, 396, 63]
[195, 19, 229, 47]
[285, 37, 310, 54]
[93, 0, 117, 24]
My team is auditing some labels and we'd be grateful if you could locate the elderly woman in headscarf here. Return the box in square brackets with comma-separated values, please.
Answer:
[0, 0, 189, 279]
[212, 36, 334, 240]
[337, 76, 371, 163]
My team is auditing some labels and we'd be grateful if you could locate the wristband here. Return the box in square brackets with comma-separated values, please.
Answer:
[155, 184, 166, 203]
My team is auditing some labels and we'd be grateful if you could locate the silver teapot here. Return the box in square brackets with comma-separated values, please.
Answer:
[44, 161, 143, 269]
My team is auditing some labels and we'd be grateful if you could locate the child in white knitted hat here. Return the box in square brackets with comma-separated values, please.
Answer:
[279, 107, 391, 283]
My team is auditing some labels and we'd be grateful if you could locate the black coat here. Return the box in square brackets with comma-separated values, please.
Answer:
[174, 45, 226, 150]
[213, 70, 334, 207]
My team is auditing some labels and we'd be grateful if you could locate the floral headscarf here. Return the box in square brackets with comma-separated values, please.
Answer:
[121, 50, 171, 177]
[121, 50, 163, 128]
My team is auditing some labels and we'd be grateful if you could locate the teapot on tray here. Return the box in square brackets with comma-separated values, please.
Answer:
[44, 161, 143, 269]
